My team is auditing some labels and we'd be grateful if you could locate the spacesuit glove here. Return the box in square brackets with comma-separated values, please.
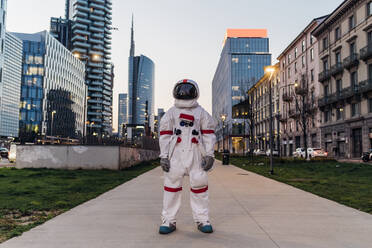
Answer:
[201, 156, 214, 172]
[160, 158, 170, 172]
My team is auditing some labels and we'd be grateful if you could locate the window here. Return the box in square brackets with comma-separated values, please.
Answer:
[324, 84, 329, 97]
[311, 69, 314, 82]
[369, 98, 372, 113]
[336, 108, 343, 120]
[336, 79, 342, 94]
[302, 40, 306, 52]
[288, 67, 291, 77]
[310, 48, 314, 61]
[368, 2, 372, 16]
[295, 48, 298, 58]
[349, 15, 356, 30]
[323, 37, 328, 51]
[324, 110, 330, 122]
[368, 31, 372, 44]
[295, 62, 297, 73]
[323, 58, 329, 71]
[335, 51, 341, 64]
[351, 102, 360, 116]
[288, 54, 291, 64]
[335, 27, 341, 41]
[369, 63, 372, 80]
[302, 56, 305, 67]
[350, 42, 356, 54]
[351, 71, 358, 89]
[310, 35, 314, 45]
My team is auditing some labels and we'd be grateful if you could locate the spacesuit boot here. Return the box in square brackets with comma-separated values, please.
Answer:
[158, 79, 216, 234]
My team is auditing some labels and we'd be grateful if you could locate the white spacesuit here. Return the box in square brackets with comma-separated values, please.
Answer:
[158, 79, 216, 234]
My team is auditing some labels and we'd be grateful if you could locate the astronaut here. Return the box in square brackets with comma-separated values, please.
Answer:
[158, 79, 216, 234]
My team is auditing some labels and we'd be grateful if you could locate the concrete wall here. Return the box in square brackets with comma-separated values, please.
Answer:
[16, 145, 159, 170]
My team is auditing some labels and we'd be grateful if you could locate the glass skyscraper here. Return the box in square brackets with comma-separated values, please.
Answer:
[51, 0, 113, 135]
[0, 33, 22, 138]
[212, 29, 271, 152]
[128, 18, 155, 133]
[13, 31, 86, 141]
[118, 93, 127, 137]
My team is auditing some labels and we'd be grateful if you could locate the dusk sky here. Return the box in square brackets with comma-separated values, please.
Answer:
[7, 0, 342, 132]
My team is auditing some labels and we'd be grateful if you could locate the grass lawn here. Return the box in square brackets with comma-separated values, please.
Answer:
[0, 160, 159, 243]
[218, 154, 372, 215]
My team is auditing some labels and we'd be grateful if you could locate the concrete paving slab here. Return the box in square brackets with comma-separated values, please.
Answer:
[1, 160, 372, 248]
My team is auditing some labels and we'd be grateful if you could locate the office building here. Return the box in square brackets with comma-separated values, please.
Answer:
[13, 31, 86, 141]
[51, 0, 113, 135]
[118, 93, 127, 137]
[128, 17, 155, 136]
[212, 29, 271, 152]
[312, 0, 372, 158]
[277, 16, 327, 156]
[0, 33, 22, 138]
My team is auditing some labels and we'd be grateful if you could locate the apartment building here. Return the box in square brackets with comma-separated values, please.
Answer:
[313, 0, 372, 158]
[277, 16, 327, 156]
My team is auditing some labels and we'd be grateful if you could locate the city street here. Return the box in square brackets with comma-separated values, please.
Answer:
[1, 160, 372, 248]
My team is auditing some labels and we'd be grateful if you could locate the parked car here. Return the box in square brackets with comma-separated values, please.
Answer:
[8, 144, 16, 163]
[293, 148, 305, 157]
[253, 149, 266, 156]
[0, 148, 8, 159]
[305, 148, 328, 158]
[266, 149, 279, 157]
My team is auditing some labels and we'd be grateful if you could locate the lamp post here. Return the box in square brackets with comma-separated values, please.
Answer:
[221, 114, 227, 151]
[265, 66, 276, 175]
[51, 110, 57, 137]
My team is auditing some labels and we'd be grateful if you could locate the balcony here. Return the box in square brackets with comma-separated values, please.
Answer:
[89, 93, 103, 98]
[89, 3, 105, 10]
[89, 50, 103, 56]
[90, 118, 103, 123]
[358, 79, 372, 94]
[90, 14, 105, 22]
[295, 86, 308, 96]
[71, 35, 87, 42]
[89, 26, 104, 33]
[87, 74, 103, 80]
[88, 112, 103, 116]
[360, 43, 372, 61]
[330, 62, 343, 77]
[72, 23, 87, 30]
[103, 101, 111, 106]
[93, 9, 105, 16]
[89, 38, 104, 45]
[91, 0, 105, 4]
[75, 0, 88, 6]
[74, 29, 90, 36]
[73, 41, 90, 48]
[91, 81, 103, 86]
[104, 74, 111, 80]
[92, 33, 104, 39]
[75, 17, 91, 25]
[91, 68, 103, 74]
[74, 11, 88, 19]
[76, 5, 90, 12]
[88, 99, 103, 104]
[92, 45, 104, 51]
[72, 47, 87, 54]
[318, 93, 337, 107]
[318, 70, 331, 82]
[88, 62, 103, 68]
[343, 53, 359, 70]
[90, 105, 102, 110]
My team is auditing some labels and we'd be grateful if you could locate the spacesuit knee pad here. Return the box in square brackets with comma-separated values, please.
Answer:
[190, 171, 208, 189]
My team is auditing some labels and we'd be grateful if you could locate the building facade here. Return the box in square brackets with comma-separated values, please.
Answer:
[128, 18, 155, 136]
[212, 29, 271, 153]
[56, 0, 113, 135]
[313, 0, 372, 158]
[233, 64, 280, 152]
[118, 93, 127, 137]
[277, 16, 327, 156]
[13, 31, 86, 141]
[0, 33, 22, 138]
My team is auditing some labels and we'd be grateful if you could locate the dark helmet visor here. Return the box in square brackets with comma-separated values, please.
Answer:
[173, 83, 198, 100]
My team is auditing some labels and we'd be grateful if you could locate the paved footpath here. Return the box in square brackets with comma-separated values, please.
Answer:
[1, 161, 372, 248]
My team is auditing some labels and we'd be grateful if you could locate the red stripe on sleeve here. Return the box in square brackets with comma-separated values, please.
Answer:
[201, 130, 215, 134]
[160, 130, 173, 135]
[164, 186, 182, 192]
[190, 186, 208, 194]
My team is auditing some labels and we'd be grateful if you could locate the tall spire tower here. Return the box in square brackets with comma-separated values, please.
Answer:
[130, 14, 135, 57]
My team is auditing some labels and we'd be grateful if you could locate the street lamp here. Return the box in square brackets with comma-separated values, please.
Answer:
[220, 114, 227, 151]
[264, 66, 276, 175]
[51, 110, 57, 137]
